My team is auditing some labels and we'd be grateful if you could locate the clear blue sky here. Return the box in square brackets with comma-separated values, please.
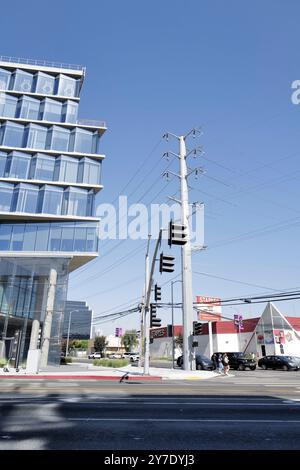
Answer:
[2, 0, 300, 334]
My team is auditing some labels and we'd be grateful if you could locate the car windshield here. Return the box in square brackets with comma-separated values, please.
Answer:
[230, 353, 245, 358]
[197, 355, 210, 361]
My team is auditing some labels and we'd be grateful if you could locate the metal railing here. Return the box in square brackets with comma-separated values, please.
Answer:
[0, 55, 85, 72]
[77, 119, 107, 128]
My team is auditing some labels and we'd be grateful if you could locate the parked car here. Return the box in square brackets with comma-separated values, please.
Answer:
[177, 354, 215, 370]
[258, 355, 300, 371]
[88, 352, 102, 359]
[130, 354, 139, 363]
[108, 353, 123, 359]
[212, 352, 257, 370]
[122, 352, 139, 360]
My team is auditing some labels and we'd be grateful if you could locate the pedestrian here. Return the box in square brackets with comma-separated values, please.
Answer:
[217, 353, 224, 374]
[222, 353, 230, 376]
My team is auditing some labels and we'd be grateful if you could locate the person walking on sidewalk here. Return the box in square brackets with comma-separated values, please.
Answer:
[222, 353, 230, 376]
[217, 353, 224, 374]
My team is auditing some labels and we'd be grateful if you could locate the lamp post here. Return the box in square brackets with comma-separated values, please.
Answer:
[171, 280, 182, 369]
[65, 309, 79, 357]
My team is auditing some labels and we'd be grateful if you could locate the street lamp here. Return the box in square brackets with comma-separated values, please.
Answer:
[171, 280, 182, 369]
[65, 309, 79, 357]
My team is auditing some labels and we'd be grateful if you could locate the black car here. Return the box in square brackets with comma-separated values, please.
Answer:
[258, 355, 300, 371]
[177, 354, 215, 370]
[212, 352, 257, 371]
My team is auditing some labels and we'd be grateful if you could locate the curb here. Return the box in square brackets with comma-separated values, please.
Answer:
[0, 374, 162, 381]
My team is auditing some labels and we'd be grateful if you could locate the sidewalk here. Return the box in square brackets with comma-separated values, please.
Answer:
[0, 362, 218, 381]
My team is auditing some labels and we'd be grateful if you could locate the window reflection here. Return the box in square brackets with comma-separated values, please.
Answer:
[11, 69, 33, 93]
[0, 68, 11, 90]
[40, 98, 62, 122]
[17, 96, 40, 120]
[5, 151, 31, 178]
[0, 182, 14, 211]
[0, 93, 18, 118]
[29, 153, 55, 181]
[34, 71, 55, 95]
[46, 125, 70, 152]
[0, 122, 24, 148]
[54, 155, 78, 182]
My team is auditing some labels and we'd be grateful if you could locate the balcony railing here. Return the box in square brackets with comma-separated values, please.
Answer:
[0, 55, 85, 72]
[77, 119, 107, 128]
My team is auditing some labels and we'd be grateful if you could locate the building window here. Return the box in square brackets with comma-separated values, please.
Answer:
[61, 225, 74, 251]
[62, 100, 78, 124]
[11, 183, 39, 213]
[70, 128, 98, 154]
[33, 71, 55, 95]
[0, 93, 18, 118]
[0, 151, 7, 177]
[24, 123, 48, 150]
[63, 187, 94, 217]
[46, 125, 70, 152]
[17, 96, 40, 120]
[5, 151, 31, 179]
[40, 98, 62, 122]
[56, 74, 79, 97]
[38, 184, 63, 215]
[78, 157, 101, 185]
[54, 155, 78, 182]
[0, 122, 25, 148]
[49, 224, 62, 250]
[0, 68, 11, 90]
[29, 153, 55, 181]
[10, 69, 33, 93]
[0, 182, 14, 211]
[11, 225, 25, 250]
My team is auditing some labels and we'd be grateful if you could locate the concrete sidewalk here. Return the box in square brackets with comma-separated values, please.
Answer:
[0, 362, 217, 381]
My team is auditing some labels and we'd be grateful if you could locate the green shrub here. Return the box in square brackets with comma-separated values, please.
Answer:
[0, 359, 7, 367]
[60, 356, 73, 365]
[93, 358, 129, 368]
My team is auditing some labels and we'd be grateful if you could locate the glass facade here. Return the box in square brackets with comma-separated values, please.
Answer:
[78, 157, 101, 185]
[0, 221, 99, 253]
[5, 151, 31, 178]
[0, 92, 18, 118]
[0, 59, 104, 369]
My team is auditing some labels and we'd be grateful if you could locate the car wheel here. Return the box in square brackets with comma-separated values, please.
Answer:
[249, 366, 256, 371]
[238, 364, 245, 371]
[196, 364, 203, 370]
[261, 364, 267, 370]
[282, 365, 289, 371]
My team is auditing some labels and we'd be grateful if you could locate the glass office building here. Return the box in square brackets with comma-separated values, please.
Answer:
[0, 57, 106, 367]
[63, 300, 93, 341]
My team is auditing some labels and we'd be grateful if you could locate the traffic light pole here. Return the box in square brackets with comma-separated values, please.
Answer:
[139, 235, 151, 368]
[144, 229, 162, 375]
[179, 136, 195, 371]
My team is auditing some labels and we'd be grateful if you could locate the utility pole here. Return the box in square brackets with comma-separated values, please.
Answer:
[163, 129, 203, 371]
[144, 230, 162, 375]
[139, 235, 151, 367]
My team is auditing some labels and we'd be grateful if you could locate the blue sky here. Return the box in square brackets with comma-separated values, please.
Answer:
[2, 0, 300, 334]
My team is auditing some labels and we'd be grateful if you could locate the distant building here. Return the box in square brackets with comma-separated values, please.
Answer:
[63, 300, 93, 340]
[150, 303, 300, 359]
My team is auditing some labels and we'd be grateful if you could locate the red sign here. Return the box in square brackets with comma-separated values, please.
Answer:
[196, 296, 222, 322]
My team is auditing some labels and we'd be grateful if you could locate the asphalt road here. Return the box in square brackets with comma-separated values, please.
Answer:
[0, 370, 300, 450]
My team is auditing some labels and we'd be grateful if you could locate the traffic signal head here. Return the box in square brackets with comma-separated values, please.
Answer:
[154, 284, 162, 301]
[150, 303, 161, 327]
[168, 219, 187, 247]
[193, 321, 203, 336]
[159, 253, 175, 274]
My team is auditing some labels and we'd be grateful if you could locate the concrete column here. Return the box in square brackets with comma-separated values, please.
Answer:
[29, 319, 40, 350]
[40, 268, 57, 368]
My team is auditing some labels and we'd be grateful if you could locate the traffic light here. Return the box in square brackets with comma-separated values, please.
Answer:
[159, 253, 175, 273]
[193, 321, 203, 336]
[150, 303, 161, 327]
[168, 219, 187, 247]
[154, 284, 162, 301]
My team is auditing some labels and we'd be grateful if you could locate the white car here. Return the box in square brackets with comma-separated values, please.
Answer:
[88, 352, 102, 359]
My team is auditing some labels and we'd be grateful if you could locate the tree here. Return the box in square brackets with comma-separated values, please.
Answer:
[94, 336, 108, 355]
[121, 330, 138, 352]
